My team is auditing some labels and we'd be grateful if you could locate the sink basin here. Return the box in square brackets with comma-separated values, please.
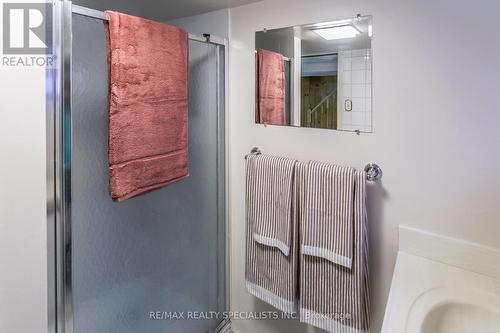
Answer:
[383, 252, 500, 333]
[382, 226, 500, 333]
[422, 302, 500, 333]
[405, 285, 500, 333]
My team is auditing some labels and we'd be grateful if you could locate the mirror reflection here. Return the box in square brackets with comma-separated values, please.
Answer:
[255, 15, 373, 132]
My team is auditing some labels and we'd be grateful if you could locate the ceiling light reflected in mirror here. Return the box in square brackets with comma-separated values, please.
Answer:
[312, 25, 360, 40]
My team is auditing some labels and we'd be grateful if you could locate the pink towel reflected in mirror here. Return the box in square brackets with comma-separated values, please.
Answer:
[106, 11, 189, 202]
[255, 48, 286, 126]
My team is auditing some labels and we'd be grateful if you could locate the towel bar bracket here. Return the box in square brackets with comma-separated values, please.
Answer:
[364, 163, 382, 181]
[245, 147, 262, 160]
[245, 147, 382, 181]
[250, 147, 261, 155]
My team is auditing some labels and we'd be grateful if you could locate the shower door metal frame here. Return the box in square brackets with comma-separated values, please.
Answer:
[48, 2, 230, 333]
[48, 1, 73, 333]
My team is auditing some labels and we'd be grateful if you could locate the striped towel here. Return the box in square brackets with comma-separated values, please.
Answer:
[302, 161, 356, 268]
[299, 164, 370, 333]
[246, 154, 296, 256]
[245, 155, 299, 313]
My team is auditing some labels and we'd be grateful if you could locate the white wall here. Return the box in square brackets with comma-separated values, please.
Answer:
[0, 72, 47, 333]
[0, 36, 48, 333]
[228, 0, 500, 332]
[168, 8, 230, 38]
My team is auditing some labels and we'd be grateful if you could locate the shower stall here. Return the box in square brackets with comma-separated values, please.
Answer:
[47, 2, 228, 333]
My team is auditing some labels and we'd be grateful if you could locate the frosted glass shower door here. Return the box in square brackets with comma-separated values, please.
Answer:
[70, 14, 226, 333]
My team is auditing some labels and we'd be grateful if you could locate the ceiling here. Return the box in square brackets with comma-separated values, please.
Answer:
[73, 0, 261, 21]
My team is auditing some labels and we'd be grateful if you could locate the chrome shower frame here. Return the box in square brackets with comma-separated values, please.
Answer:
[47, 1, 72, 333]
[47, 2, 230, 332]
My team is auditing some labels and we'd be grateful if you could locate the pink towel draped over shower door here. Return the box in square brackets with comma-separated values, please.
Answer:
[255, 48, 286, 125]
[106, 11, 189, 202]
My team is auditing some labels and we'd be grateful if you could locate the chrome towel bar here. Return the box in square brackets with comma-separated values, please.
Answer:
[245, 147, 382, 181]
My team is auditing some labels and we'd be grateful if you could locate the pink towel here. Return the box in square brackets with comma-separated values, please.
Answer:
[255, 49, 285, 125]
[106, 11, 189, 202]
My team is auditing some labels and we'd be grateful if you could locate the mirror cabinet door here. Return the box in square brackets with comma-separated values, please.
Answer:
[255, 15, 373, 133]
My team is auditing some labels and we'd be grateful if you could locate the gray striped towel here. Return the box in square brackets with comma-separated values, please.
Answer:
[302, 161, 356, 268]
[299, 165, 370, 333]
[246, 154, 296, 256]
[245, 155, 299, 313]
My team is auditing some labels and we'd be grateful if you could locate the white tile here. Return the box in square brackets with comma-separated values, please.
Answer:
[351, 56, 365, 70]
[342, 125, 353, 132]
[340, 50, 352, 57]
[366, 70, 372, 83]
[351, 70, 365, 84]
[352, 111, 364, 126]
[364, 57, 371, 71]
[365, 98, 372, 112]
[342, 111, 352, 124]
[365, 84, 372, 98]
[342, 57, 352, 70]
[352, 84, 365, 98]
[365, 112, 372, 127]
[341, 70, 352, 84]
[350, 125, 365, 132]
[351, 97, 365, 112]
[342, 85, 352, 97]
[352, 49, 367, 57]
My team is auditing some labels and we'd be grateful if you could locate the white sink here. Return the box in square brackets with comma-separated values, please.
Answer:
[382, 226, 500, 333]
[422, 302, 500, 333]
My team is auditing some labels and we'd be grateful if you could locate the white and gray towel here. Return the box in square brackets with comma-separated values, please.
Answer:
[245, 156, 370, 331]
[246, 154, 296, 256]
[301, 161, 356, 268]
[299, 164, 370, 333]
[245, 154, 299, 313]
